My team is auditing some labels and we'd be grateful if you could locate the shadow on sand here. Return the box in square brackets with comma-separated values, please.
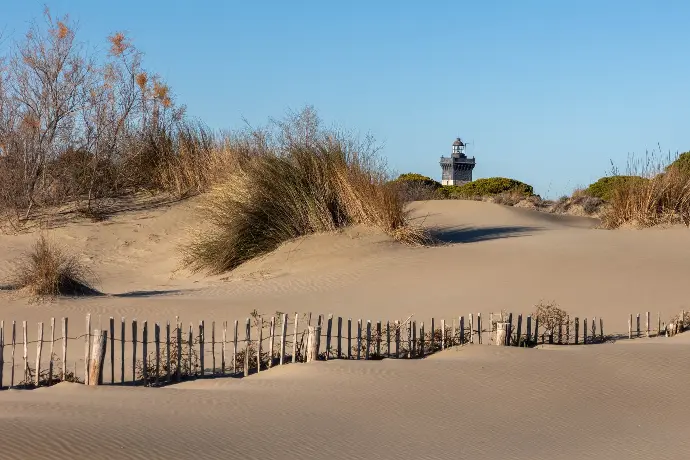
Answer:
[112, 289, 189, 298]
[430, 225, 543, 244]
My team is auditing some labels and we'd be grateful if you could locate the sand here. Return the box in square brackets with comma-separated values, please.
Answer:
[1, 198, 689, 459]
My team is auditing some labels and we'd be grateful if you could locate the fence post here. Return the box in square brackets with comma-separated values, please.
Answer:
[386, 321, 391, 357]
[154, 323, 161, 386]
[347, 318, 352, 360]
[411, 321, 417, 357]
[469, 314, 474, 344]
[188, 323, 194, 375]
[325, 315, 332, 360]
[357, 319, 362, 360]
[395, 321, 400, 358]
[306, 325, 321, 363]
[583, 318, 587, 344]
[636, 314, 640, 338]
[120, 317, 125, 384]
[88, 330, 107, 386]
[526, 315, 532, 346]
[142, 321, 148, 384]
[516, 314, 522, 347]
[176, 320, 182, 382]
[0, 321, 3, 388]
[599, 318, 604, 341]
[62, 318, 68, 383]
[459, 316, 465, 345]
[534, 317, 539, 345]
[23, 321, 28, 385]
[477, 314, 482, 345]
[565, 315, 570, 344]
[280, 314, 288, 365]
[681, 310, 685, 333]
[495, 322, 508, 347]
[234, 319, 239, 372]
[628, 314, 632, 339]
[199, 321, 205, 376]
[211, 321, 216, 375]
[108, 317, 114, 384]
[591, 317, 596, 343]
[244, 318, 250, 376]
[419, 322, 425, 358]
[441, 319, 446, 350]
[35, 322, 43, 387]
[10, 322, 16, 388]
[657, 313, 661, 338]
[430, 318, 435, 352]
[646, 312, 650, 338]
[84, 314, 91, 385]
[507, 313, 513, 346]
[574, 317, 580, 345]
[375, 321, 381, 357]
[256, 318, 262, 373]
[366, 321, 371, 360]
[268, 316, 276, 367]
[291, 315, 297, 364]
[337, 317, 342, 359]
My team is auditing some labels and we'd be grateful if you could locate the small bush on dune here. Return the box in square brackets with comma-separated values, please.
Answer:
[443, 177, 534, 200]
[585, 175, 648, 201]
[181, 109, 431, 275]
[392, 173, 444, 202]
[8, 235, 99, 298]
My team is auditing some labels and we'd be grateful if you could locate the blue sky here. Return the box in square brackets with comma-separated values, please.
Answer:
[3, 0, 689, 198]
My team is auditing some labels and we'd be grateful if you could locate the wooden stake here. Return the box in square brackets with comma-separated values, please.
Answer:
[459, 316, 465, 345]
[599, 318, 604, 341]
[62, 318, 67, 383]
[176, 319, 182, 382]
[451, 318, 456, 347]
[188, 323, 193, 376]
[526, 315, 532, 346]
[84, 314, 91, 385]
[566, 315, 570, 344]
[495, 322, 508, 347]
[592, 317, 597, 342]
[575, 317, 580, 345]
[395, 320, 400, 358]
[166, 321, 171, 383]
[534, 317, 539, 344]
[516, 314, 522, 347]
[88, 330, 107, 386]
[337, 316, 342, 359]
[48, 318, 55, 386]
[306, 325, 321, 363]
[441, 319, 446, 350]
[646, 312, 650, 338]
[10, 321, 15, 388]
[280, 314, 288, 365]
[154, 323, 160, 386]
[658, 313, 661, 338]
[469, 314, 474, 344]
[411, 321, 416, 357]
[365, 321, 371, 360]
[636, 314, 640, 338]
[233, 319, 239, 373]
[347, 318, 352, 360]
[507, 313, 513, 345]
[244, 319, 251, 376]
[583, 318, 587, 344]
[222, 321, 227, 374]
[291, 314, 298, 364]
[477, 314, 482, 344]
[628, 314, 632, 339]
[120, 317, 125, 384]
[386, 320, 391, 357]
[357, 319, 362, 360]
[419, 322, 425, 358]
[256, 318, 262, 373]
[142, 321, 148, 384]
[109, 317, 114, 384]
[23, 321, 28, 385]
[211, 321, 216, 374]
[376, 321, 381, 357]
[35, 322, 43, 386]
[325, 314, 332, 360]
[199, 321, 205, 377]
[430, 318, 435, 352]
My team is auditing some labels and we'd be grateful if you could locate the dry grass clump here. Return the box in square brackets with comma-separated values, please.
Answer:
[533, 301, 570, 335]
[182, 108, 431, 275]
[8, 234, 98, 298]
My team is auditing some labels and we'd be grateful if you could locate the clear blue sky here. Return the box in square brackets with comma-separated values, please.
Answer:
[3, 0, 689, 198]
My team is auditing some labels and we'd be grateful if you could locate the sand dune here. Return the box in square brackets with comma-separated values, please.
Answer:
[1, 199, 690, 459]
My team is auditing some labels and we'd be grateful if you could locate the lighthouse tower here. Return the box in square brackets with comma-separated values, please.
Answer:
[439, 137, 476, 185]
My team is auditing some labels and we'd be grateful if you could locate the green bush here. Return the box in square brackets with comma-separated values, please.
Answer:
[443, 177, 534, 199]
[585, 175, 648, 201]
[393, 173, 442, 189]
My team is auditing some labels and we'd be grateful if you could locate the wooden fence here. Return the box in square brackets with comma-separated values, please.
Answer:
[0, 310, 684, 390]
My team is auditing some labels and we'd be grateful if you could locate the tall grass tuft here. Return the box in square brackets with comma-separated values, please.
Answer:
[9, 235, 99, 298]
[181, 109, 430, 275]
[601, 148, 690, 228]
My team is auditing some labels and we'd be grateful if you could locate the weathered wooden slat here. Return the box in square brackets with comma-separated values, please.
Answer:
[419, 322, 425, 358]
[628, 314, 632, 339]
[411, 321, 417, 357]
[256, 318, 262, 373]
[395, 320, 400, 358]
[199, 321, 205, 377]
[599, 318, 604, 341]
[279, 314, 288, 365]
[120, 317, 125, 384]
[375, 321, 381, 357]
[583, 318, 588, 344]
[142, 321, 148, 384]
[526, 315, 532, 345]
[325, 314, 332, 361]
[357, 319, 362, 360]
[62, 318, 68, 383]
[84, 314, 91, 385]
[211, 321, 216, 374]
[23, 321, 28, 385]
[166, 321, 171, 383]
[268, 316, 275, 367]
[477, 314, 482, 345]
[109, 317, 115, 384]
[495, 322, 508, 347]
[176, 319, 182, 382]
[0, 321, 4, 388]
[48, 318, 55, 386]
[365, 321, 371, 360]
[337, 317, 342, 359]
[386, 321, 391, 357]
[516, 314, 523, 347]
[11, 321, 16, 388]
[636, 314, 640, 338]
[35, 322, 44, 386]
[306, 325, 321, 363]
[534, 317, 539, 345]
[291, 314, 298, 364]
[507, 313, 513, 346]
[575, 317, 580, 345]
[459, 316, 465, 345]
[88, 330, 107, 386]
[234, 319, 239, 372]
[646, 312, 650, 338]
[154, 323, 160, 386]
[430, 318, 435, 352]
[188, 323, 193, 376]
[469, 314, 474, 344]
[222, 321, 227, 374]
[441, 319, 446, 350]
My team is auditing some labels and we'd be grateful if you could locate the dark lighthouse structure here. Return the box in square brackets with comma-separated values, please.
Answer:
[440, 137, 476, 186]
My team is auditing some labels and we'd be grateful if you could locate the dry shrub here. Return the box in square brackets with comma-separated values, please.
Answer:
[533, 301, 570, 335]
[8, 234, 98, 298]
[600, 165, 690, 228]
[182, 108, 431, 275]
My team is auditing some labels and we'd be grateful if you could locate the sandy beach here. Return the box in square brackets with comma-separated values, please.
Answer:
[1, 199, 690, 459]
